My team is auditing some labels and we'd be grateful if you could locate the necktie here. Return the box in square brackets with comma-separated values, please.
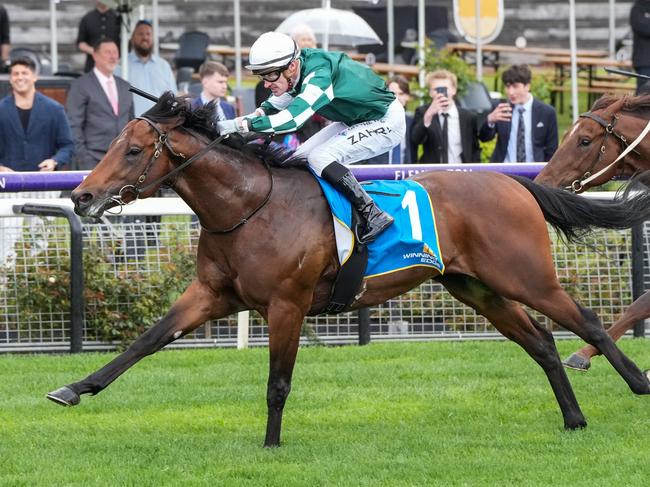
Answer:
[516, 106, 526, 162]
[441, 113, 449, 164]
[106, 78, 119, 116]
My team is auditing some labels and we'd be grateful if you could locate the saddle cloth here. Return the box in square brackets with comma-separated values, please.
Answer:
[313, 175, 445, 278]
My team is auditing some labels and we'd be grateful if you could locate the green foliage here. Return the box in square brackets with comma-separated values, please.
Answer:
[4, 221, 197, 349]
[413, 40, 477, 102]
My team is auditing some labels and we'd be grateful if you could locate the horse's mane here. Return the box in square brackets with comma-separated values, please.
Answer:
[591, 93, 650, 118]
[143, 92, 307, 168]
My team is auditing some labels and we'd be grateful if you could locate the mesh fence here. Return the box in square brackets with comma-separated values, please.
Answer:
[0, 206, 644, 352]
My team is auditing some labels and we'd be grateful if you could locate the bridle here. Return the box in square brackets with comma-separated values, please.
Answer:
[569, 110, 648, 192]
[109, 116, 274, 234]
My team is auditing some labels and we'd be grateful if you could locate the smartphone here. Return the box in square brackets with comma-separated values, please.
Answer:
[435, 86, 448, 97]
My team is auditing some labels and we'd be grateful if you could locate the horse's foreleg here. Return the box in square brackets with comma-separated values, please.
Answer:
[565, 290, 650, 371]
[440, 274, 587, 430]
[263, 300, 305, 448]
[47, 280, 236, 406]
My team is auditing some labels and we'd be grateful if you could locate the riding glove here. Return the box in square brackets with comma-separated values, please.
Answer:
[217, 117, 249, 135]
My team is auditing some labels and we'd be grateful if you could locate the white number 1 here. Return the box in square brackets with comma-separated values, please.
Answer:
[401, 190, 422, 241]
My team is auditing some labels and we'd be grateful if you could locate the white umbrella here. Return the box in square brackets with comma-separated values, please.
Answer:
[276, 7, 382, 49]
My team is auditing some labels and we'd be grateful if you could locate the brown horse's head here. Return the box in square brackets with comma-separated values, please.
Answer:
[536, 94, 650, 192]
[71, 92, 219, 217]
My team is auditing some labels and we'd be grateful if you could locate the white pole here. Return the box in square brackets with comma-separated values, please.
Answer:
[153, 0, 159, 58]
[322, 0, 331, 51]
[418, 0, 425, 88]
[608, 0, 615, 58]
[234, 0, 241, 88]
[120, 1, 131, 81]
[387, 0, 394, 71]
[50, 0, 58, 74]
[569, 0, 579, 122]
[237, 311, 250, 349]
[475, 0, 482, 81]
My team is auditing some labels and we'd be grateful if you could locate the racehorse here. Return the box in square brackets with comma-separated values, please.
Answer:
[46, 93, 650, 447]
[536, 94, 650, 371]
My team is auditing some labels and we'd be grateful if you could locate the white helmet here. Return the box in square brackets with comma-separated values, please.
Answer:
[245, 31, 299, 75]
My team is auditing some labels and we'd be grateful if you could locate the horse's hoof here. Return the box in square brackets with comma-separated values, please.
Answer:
[563, 353, 591, 372]
[46, 386, 80, 407]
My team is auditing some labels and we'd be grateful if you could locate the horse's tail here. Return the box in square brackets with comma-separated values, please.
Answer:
[510, 172, 650, 243]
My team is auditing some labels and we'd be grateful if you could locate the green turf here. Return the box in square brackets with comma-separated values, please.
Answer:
[2, 340, 649, 486]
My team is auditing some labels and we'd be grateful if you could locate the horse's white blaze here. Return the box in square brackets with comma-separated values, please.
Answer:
[173, 331, 182, 339]
[568, 121, 581, 138]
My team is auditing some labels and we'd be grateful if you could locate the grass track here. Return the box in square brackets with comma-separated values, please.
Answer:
[1, 340, 650, 486]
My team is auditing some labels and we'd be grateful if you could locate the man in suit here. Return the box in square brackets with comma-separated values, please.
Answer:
[0, 56, 74, 262]
[66, 39, 134, 170]
[191, 61, 236, 120]
[479, 64, 558, 163]
[0, 57, 73, 172]
[411, 70, 481, 164]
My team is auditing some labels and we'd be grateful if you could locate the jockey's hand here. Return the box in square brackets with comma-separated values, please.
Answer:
[217, 117, 249, 135]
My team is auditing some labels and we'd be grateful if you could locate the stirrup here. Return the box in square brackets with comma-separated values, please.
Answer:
[357, 211, 394, 244]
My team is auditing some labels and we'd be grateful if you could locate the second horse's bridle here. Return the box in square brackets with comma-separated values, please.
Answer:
[569, 110, 646, 192]
[110, 116, 273, 234]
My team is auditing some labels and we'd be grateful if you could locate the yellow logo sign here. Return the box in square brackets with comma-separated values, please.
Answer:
[453, 0, 504, 44]
[423, 243, 435, 257]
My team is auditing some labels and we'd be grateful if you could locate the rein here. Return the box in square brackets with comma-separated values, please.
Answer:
[110, 116, 274, 234]
[569, 111, 649, 192]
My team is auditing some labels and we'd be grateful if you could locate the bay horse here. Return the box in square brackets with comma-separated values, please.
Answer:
[536, 94, 650, 371]
[47, 93, 650, 447]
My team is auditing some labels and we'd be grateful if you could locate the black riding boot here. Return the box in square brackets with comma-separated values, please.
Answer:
[321, 162, 394, 244]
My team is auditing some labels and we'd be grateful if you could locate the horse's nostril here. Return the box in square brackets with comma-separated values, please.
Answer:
[78, 193, 93, 204]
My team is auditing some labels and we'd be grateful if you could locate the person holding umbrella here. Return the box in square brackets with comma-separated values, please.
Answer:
[216, 31, 404, 244]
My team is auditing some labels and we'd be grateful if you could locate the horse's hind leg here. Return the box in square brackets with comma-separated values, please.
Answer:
[526, 288, 650, 395]
[439, 274, 587, 430]
[564, 290, 650, 372]
[47, 280, 236, 406]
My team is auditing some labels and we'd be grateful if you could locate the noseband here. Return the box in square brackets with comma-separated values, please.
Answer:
[111, 116, 273, 234]
[569, 110, 645, 192]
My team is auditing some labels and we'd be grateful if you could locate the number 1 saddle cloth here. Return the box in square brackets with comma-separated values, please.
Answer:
[314, 176, 445, 278]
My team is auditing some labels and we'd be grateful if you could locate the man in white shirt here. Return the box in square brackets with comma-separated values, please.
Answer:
[410, 70, 481, 164]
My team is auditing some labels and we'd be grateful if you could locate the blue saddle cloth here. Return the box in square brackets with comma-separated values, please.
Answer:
[314, 175, 445, 278]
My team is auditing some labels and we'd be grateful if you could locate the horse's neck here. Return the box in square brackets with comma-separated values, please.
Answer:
[174, 150, 269, 230]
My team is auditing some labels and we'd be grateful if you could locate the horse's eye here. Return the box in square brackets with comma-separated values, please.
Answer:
[128, 146, 142, 156]
[579, 138, 591, 147]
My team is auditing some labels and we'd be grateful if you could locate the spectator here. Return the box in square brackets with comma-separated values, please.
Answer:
[0, 56, 73, 171]
[77, 1, 121, 73]
[66, 39, 134, 170]
[411, 70, 481, 164]
[117, 19, 177, 117]
[0, 57, 74, 262]
[191, 61, 235, 120]
[219, 31, 404, 243]
[479, 64, 558, 163]
[368, 75, 416, 164]
[0, 4, 10, 71]
[631, 0, 650, 92]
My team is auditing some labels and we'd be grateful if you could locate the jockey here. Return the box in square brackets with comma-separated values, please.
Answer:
[216, 31, 405, 244]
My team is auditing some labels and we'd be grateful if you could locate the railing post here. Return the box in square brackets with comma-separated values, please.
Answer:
[631, 223, 646, 337]
[14, 204, 84, 352]
[358, 308, 370, 345]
